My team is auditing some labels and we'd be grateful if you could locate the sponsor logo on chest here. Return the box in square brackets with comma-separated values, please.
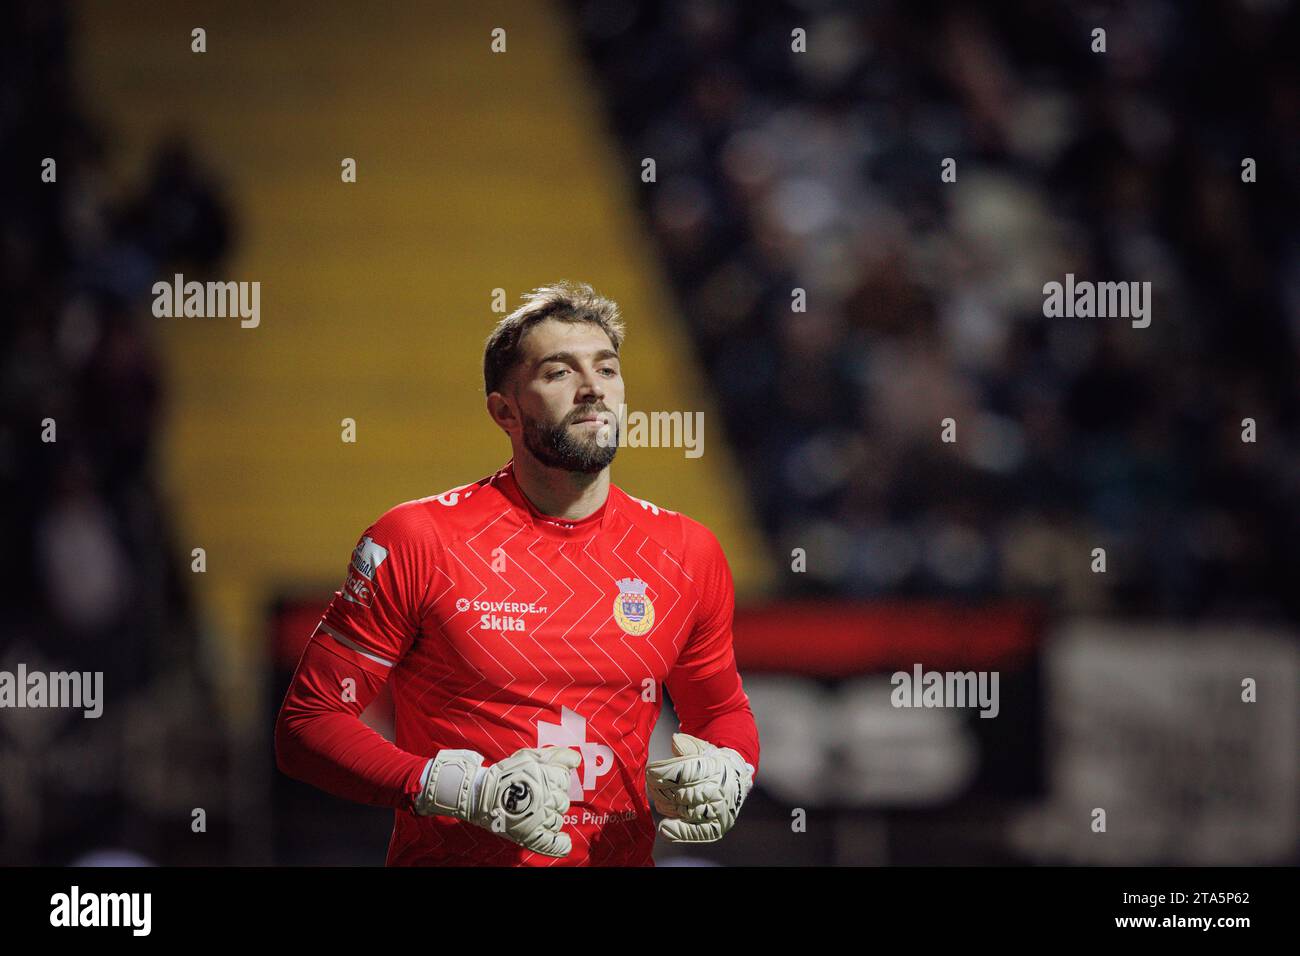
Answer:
[454, 597, 549, 634]
[452, 577, 659, 638]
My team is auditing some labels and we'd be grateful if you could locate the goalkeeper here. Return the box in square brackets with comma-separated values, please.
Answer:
[275, 282, 758, 865]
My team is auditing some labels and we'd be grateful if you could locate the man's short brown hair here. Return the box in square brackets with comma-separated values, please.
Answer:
[483, 281, 625, 395]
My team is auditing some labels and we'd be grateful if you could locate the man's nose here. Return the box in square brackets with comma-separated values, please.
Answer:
[576, 370, 605, 402]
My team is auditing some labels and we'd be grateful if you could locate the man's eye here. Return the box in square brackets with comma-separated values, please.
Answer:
[545, 369, 568, 380]
[599, 367, 618, 377]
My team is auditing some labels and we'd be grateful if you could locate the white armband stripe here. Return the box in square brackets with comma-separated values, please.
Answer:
[317, 622, 397, 668]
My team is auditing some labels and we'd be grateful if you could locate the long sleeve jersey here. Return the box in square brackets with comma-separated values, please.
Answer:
[275, 459, 759, 866]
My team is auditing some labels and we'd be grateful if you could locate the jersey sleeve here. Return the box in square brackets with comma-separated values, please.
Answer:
[275, 630, 431, 811]
[318, 503, 435, 674]
[663, 521, 760, 774]
[275, 502, 439, 811]
[672, 522, 737, 679]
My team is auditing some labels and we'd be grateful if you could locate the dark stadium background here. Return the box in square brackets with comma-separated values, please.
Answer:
[1, 0, 1296, 866]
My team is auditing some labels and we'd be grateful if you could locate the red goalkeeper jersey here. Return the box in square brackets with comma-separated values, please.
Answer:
[275, 460, 759, 866]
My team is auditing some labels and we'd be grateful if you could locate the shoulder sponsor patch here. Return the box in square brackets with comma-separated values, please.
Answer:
[343, 535, 389, 608]
[342, 569, 375, 608]
[350, 536, 389, 580]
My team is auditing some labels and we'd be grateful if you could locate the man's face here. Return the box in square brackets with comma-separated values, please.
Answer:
[497, 318, 625, 474]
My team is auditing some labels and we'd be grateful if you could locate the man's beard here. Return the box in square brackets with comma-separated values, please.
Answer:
[521, 405, 619, 474]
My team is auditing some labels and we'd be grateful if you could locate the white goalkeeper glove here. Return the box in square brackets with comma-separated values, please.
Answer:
[414, 746, 581, 857]
[646, 732, 754, 844]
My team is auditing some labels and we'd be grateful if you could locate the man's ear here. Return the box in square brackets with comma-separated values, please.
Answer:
[486, 390, 518, 435]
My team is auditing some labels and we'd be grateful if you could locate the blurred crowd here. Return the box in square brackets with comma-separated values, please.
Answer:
[574, 0, 1300, 620]
[0, 3, 229, 863]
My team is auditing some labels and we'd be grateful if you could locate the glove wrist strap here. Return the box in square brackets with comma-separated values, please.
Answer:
[415, 749, 485, 818]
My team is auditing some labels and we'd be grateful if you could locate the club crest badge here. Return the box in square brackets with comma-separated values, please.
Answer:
[613, 577, 655, 636]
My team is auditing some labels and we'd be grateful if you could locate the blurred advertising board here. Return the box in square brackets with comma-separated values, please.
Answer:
[730, 602, 1047, 808]
[1008, 621, 1298, 864]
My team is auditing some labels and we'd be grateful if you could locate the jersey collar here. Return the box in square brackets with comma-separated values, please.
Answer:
[494, 459, 613, 541]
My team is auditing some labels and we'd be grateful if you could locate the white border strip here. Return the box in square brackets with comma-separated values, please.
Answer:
[318, 622, 396, 668]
